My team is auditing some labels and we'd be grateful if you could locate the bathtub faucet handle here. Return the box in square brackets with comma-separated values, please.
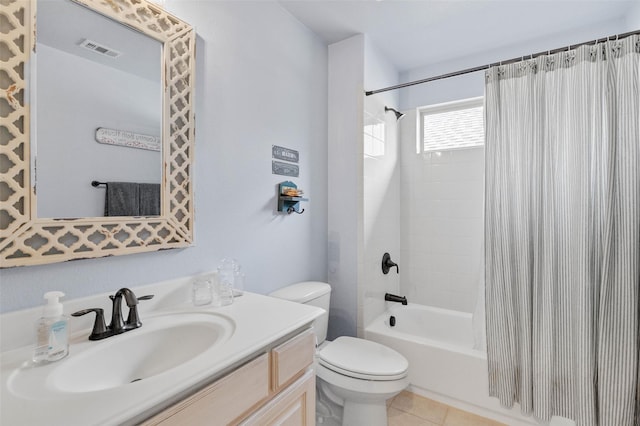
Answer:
[382, 252, 399, 274]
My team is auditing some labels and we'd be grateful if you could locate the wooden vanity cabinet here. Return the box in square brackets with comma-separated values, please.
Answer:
[141, 329, 316, 426]
[240, 369, 314, 426]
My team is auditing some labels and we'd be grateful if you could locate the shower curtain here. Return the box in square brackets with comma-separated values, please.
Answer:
[484, 34, 639, 426]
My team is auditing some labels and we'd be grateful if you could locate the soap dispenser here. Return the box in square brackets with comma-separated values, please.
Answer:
[33, 291, 69, 364]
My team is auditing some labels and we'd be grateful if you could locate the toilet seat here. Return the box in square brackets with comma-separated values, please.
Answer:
[318, 336, 408, 381]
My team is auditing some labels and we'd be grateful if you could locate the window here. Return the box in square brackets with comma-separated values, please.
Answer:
[419, 97, 484, 152]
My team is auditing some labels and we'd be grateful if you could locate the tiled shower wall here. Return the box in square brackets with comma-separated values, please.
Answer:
[399, 110, 484, 313]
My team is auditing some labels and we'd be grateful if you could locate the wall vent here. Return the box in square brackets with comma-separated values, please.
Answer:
[79, 39, 122, 58]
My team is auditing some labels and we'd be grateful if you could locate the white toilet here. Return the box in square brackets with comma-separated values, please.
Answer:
[269, 282, 409, 426]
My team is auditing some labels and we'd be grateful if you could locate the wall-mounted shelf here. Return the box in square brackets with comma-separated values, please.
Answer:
[278, 181, 308, 214]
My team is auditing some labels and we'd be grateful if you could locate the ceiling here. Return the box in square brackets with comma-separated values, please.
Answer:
[279, 0, 636, 73]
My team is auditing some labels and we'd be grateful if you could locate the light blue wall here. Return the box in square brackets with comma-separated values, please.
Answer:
[628, 2, 640, 29]
[399, 18, 629, 110]
[0, 1, 328, 313]
[364, 40, 399, 110]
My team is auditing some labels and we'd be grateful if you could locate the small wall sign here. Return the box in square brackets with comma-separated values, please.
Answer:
[272, 160, 299, 177]
[95, 128, 161, 151]
[272, 145, 299, 163]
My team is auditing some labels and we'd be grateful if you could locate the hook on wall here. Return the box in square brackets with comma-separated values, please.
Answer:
[278, 181, 308, 215]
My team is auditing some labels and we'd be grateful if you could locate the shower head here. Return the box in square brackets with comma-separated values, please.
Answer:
[385, 106, 405, 121]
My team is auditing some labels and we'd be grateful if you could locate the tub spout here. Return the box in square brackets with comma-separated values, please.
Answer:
[385, 293, 407, 305]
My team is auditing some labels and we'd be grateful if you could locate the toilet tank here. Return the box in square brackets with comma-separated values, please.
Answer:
[269, 282, 331, 344]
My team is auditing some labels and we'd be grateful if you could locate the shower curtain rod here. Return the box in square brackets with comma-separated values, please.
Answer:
[365, 29, 640, 96]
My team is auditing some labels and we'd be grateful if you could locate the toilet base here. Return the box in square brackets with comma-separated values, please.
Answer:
[316, 364, 408, 426]
[316, 380, 391, 426]
[316, 378, 343, 425]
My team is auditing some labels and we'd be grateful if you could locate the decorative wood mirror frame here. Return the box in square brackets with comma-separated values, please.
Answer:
[0, 0, 195, 268]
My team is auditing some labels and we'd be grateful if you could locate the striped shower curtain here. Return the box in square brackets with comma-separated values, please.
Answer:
[484, 34, 639, 426]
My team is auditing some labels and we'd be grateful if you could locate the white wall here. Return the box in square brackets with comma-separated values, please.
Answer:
[0, 0, 328, 313]
[327, 35, 402, 338]
[361, 38, 401, 334]
[327, 35, 364, 339]
[36, 44, 161, 218]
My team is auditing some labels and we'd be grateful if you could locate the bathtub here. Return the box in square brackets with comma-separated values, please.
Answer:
[365, 304, 538, 426]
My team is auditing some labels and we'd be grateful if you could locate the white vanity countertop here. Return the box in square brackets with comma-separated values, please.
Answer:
[0, 276, 323, 426]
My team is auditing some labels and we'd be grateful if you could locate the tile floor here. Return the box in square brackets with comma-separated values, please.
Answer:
[387, 391, 507, 426]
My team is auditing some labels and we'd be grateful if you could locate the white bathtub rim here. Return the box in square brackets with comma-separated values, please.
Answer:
[366, 307, 485, 360]
[366, 325, 485, 360]
[388, 303, 473, 320]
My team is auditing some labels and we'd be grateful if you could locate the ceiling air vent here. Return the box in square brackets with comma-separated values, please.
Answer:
[79, 39, 122, 58]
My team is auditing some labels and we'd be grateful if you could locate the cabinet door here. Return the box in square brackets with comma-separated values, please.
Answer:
[270, 329, 315, 392]
[142, 353, 270, 426]
[241, 369, 315, 426]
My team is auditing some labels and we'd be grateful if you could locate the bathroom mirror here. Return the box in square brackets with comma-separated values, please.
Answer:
[0, 0, 196, 267]
[35, 0, 163, 219]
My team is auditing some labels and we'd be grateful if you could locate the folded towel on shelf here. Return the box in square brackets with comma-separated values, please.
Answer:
[104, 182, 161, 216]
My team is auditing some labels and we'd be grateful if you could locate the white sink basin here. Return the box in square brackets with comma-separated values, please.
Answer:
[7, 311, 235, 398]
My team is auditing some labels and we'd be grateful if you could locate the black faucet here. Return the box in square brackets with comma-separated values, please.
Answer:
[385, 293, 407, 305]
[109, 288, 140, 332]
[72, 288, 154, 340]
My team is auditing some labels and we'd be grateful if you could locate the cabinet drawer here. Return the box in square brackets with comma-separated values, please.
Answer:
[143, 353, 270, 426]
[271, 329, 315, 392]
[240, 369, 315, 426]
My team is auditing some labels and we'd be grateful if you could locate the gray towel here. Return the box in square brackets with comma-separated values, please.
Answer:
[139, 183, 160, 216]
[104, 182, 160, 216]
[105, 182, 139, 216]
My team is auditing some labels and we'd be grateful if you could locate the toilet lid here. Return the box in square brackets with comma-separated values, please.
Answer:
[318, 336, 408, 381]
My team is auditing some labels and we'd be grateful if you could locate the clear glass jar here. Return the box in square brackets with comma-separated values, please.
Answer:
[217, 257, 243, 299]
[192, 276, 213, 306]
[212, 274, 233, 307]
